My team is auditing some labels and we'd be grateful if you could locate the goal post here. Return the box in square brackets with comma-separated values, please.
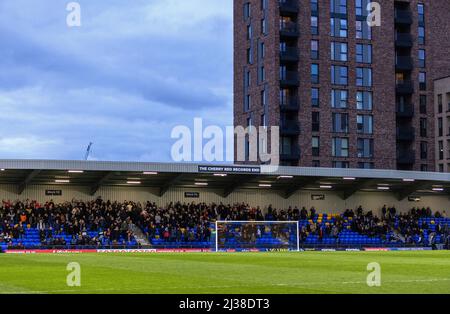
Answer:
[215, 221, 300, 252]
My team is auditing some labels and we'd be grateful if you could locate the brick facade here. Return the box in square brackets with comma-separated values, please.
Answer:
[234, 0, 450, 171]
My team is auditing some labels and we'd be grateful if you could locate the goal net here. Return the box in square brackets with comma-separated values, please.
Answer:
[215, 221, 299, 252]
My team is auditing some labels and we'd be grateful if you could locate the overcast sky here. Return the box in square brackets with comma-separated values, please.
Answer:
[0, 0, 233, 162]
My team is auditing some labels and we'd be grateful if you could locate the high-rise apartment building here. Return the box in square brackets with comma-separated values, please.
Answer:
[234, 0, 450, 171]
[434, 76, 450, 172]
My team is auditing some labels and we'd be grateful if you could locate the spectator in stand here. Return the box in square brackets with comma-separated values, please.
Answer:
[309, 207, 316, 219]
[300, 207, 308, 220]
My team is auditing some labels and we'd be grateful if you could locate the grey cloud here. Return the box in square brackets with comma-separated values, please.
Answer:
[0, 0, 233, 161]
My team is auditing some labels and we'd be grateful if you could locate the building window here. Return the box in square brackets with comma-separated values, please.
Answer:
[312, 160, 320, 167]
[311, 40, 319, 59]
[356, 44, 372, 64]
[311, 16, 318, 35]
[261, 114, 267, 128]
[333, 161, 350, 168]
[244, 94, 251, 111]
[356, 91, 373, 110]
[420, 118, 427, 137]
[358, 162, 374, 169]
[331, 17, 348, 37]
[259, 66, 265, 83]
[245, 70, 251, 88]
[280, 89, 289, 105]
[247, 24, 252, 40]
[332, 113, 349, 133]
[330, 0, 347, 15]
[438, 94, 443, 113]
[247, 48, 253, 64]
[261, 0, 267, 10]
[311, 64, 319, 84]
[357, 115, 373, 134]
[311, 0, 318, 14]
[420, 142, 428, 160]
[279, 65, 288, 81]
[312, 112, 320, 132]
[259, 42, 265, 59]
[420, 164, 428, 172]
[439, 141, 444, 160]
[418, 26, 425, 45]
[331, 89, 348, 108]
[312, 136, 320, 157]
[439, 164, 444, 172]
[261, 89, 267, 107]
[418, 49, 425, 68]
[244, 2, 251, 19]
[356, 67, 372, 87]
[356, 0, 370, 17]
[419, 95, 427, 114]
[245, 138, 250, 161]
[331, 42, 348, 61]
[311, 88, 319, 107]
[356, 20, 371, 39]
[419, 72, 426, 90]
[395, 72, 404, 85]
[261, 18, 267, 35]
[357, 138, 374, 158]
[438, 118, 443, 137]
[331, 65, 348, 85]
[281, 136, 292, 157]
[418, 3, 425, 25]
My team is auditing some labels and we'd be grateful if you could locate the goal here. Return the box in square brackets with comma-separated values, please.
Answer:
[215, 221, 300, 252]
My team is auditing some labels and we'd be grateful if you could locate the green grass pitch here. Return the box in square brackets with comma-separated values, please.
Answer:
[1, 251, 450, 294]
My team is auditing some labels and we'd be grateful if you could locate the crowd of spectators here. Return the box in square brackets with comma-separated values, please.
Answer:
[0, 198, 136, 248]
[1, 199, 450, 248]
[297, 205, 450, 246]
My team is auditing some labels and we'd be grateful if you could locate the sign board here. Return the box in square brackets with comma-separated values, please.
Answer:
[311, 194, 325, 201]
[45, 189, 62, 196]
[198, 165, 261, 174]
[408, 196, 421, 202]
[184, 192, 200, 198]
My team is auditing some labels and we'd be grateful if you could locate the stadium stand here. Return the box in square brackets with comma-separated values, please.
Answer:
[1, 199, 450, 251]
[0, 199, 138, 250]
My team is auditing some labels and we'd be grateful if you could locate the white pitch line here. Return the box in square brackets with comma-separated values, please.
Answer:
[2, 278, 450, 294]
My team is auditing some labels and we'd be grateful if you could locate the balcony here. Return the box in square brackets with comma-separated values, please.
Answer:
[280, 71, 299, 87]
[280, 21, 299, 37]
[280, 46, 299, 62]
[397, 126, 415, 141]
[280, 120, 300, 135]
[280, 98, 299, 111]
[396, 103, 414, 118]
[395, 9, 413, 24]
[279, 0, 298, 14]
[395, 33, 413, 47]
[396, 56, 413, 71]
[280, 145, 301, 161]
[396, 80, 414, 94]
[397, 150, 415, 165]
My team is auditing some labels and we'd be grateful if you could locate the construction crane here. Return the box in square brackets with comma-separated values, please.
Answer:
[84, 142, 93, 160]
